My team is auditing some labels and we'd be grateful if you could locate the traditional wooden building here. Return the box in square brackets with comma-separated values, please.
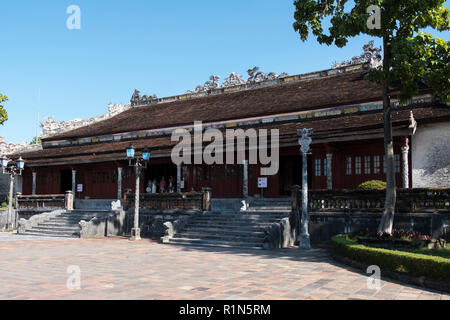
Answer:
[14, 60, 450, 201]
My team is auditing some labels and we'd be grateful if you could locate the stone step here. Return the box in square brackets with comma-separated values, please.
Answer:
[185, 227, 265, 236]
[33, 226, 80, 232]
[203, 212, 289, 217]
[164, 237, 264, 249]
[185, 223, 268, 231]
[39, 222, 80, 227]
[19, 232, 77, 238]
[58, 214, 109, 218]
[188, 221, 278, 227]
[245, 208, 291, 211]
[191, 217, 285, 224]
[196, 214, 288, 219]
[49, 216, 105, 222]
[23, 229, 79, 237]
[175, 232, 264, 241]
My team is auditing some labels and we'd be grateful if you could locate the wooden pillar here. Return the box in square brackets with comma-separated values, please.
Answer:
[326, 153, 333, 190]
[71, 170, 76, 196]
[243, 160, 249, 198]
[177, 164, 182, 193]
[117, 167, 123, 199]
[32, 171, 37, 195]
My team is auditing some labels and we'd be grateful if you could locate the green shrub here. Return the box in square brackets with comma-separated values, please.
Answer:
[358, 180, 387, 190]
[332, 234, 450, 283]
[1, 202, 7, 209]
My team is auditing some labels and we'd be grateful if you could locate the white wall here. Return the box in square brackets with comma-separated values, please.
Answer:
[412, 121, 450, 188]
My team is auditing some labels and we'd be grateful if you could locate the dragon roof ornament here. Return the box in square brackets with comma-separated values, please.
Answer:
[130, 89, 158, 106]
[186, 75, 221, 94]
[246, 67, 289, 84]
[332, 41, 382, 69]
[186, 68, 289, 93]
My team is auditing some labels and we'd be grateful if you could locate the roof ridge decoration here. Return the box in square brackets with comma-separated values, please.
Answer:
[129, 44, 379, 108]
[130, 89, 158, 107]
[246, 67, 289, 84]
[41, 103, 131, 139]
[221, 72, 246, 87]
[186, 67, 289, 93]
[186, 75, 221, 93]
[0, 137, 42, 155]
[332, 41, 382, 69]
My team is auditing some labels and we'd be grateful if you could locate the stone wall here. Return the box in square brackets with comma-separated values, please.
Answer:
[0, 173, 9, 203]
[412, 121, 450, 188]
[0, 210, 9, 231]
[124, 209, 200, 239]
[308, 212, 450, 244]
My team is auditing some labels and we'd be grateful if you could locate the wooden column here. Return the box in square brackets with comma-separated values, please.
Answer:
[326, 153, 333, 190]
[32, 171, 37, 195]
[243, 160, 249, 198]
[71, 170, 76, 196]
[177, 164, 182, 193]
[117, 167, 123, 199]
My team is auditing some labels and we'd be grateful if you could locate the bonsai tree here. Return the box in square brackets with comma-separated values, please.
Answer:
[0, 93, 8, 125]
[293, 0, 449, 234]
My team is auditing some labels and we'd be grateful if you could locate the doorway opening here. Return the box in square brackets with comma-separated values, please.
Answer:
[280, 155, 313, 195]
[60, 170, 72, 194]
[144, 163, 177, 193]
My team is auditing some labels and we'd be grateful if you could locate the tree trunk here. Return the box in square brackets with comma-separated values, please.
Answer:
[378, 36, 396, 234]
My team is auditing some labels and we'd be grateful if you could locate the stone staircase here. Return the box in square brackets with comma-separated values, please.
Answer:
[19, 210, 112, 238]
[163, 198, 292, 249]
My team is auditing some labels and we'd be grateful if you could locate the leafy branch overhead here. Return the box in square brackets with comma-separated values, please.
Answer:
[293, 0, 450, 103]
[0, 94, 8, 125]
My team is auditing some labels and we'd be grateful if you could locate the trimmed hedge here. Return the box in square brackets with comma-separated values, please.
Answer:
[358, 180, 387, 190]
[332, 235, 450, 283]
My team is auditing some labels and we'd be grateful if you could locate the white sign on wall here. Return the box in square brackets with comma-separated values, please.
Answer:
[77, 184, 83, 192]
[258, 177, 268, 189]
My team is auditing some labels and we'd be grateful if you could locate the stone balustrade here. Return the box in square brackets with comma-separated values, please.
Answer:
[16, 194, 66, 211]
[292, 188, 450, 213]
[124, 188, 212, 212]
[290, 187, 450, 243]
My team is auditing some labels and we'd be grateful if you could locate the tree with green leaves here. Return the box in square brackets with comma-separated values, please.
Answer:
[0, 93, 8, 125]
[293, 0, 449, 234]
[29, 136, 42, 145]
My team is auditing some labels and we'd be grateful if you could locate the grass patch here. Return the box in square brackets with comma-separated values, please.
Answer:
[332, 234, 450, 283]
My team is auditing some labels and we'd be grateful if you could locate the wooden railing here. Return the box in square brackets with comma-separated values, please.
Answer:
[16, 194, 67, 211]
[124, 188, 212, 212]
[292, 187, 450, 213]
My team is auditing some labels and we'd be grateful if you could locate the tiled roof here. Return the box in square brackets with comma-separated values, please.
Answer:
[22, 106, 450, 166]
[44, 70, 384, 141]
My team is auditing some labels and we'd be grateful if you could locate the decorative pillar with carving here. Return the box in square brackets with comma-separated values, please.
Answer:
[243, 160, 249, 198]
[71, 170, 76, 196]
[326, 153, 333, 190]
[298, 128, 313, 250]
[32, 171, 37, 195]
[401, 138, 410, 189]
[117, 167, 123, 199]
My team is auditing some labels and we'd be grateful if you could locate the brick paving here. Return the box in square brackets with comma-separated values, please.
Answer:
[0, 235, 448, 300]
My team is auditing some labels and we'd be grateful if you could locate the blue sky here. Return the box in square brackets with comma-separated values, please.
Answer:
[0, 0, 448, 143]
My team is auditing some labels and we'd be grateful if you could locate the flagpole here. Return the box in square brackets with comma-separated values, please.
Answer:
[37, 88, 40, 144]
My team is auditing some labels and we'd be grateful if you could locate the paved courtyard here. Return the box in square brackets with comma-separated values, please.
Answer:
[0, 235, 448, 300]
